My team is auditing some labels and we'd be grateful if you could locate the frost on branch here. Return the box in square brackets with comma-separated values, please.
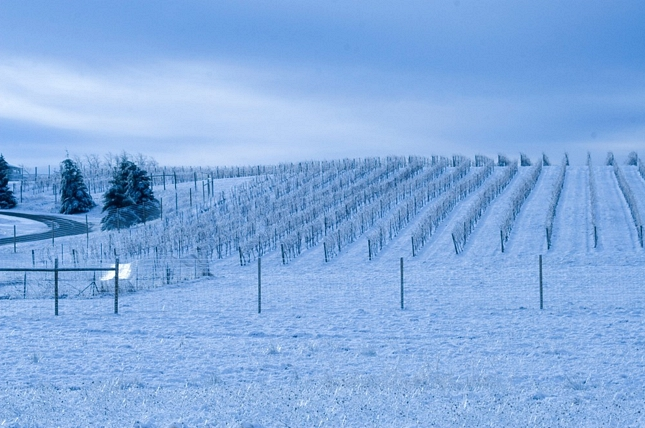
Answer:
[544, 155, 568, 249]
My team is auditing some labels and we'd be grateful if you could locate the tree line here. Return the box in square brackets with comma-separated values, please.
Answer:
[0, 153, 159, 230]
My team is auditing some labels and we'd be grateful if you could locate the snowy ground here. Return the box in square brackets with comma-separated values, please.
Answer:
[0, 215, 49, 238]
[1, 164, 645, 427]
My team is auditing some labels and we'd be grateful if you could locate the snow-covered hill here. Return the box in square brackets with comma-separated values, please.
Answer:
[1, 156, 645, 427]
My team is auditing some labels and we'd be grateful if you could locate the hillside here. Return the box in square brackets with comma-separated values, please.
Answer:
[1, 155, 645, 426]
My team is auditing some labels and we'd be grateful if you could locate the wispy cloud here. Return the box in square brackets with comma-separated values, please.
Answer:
[0, 58, 417, 164]
[2, 2, 645, 167]
[1, 57, 644, 167]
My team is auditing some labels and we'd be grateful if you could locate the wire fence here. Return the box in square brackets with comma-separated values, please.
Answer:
[1, 255, 645, 316]
[0, 256, 209, 300]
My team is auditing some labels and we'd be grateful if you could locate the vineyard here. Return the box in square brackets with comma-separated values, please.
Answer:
[3, 154, 645, 426]
[4, 153, 645, 299]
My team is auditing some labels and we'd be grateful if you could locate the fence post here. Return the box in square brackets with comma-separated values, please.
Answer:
[23, 272, 26, 299]
[114, 257, 119, 314]
[86, 215, 89, 249]
[258, 257, 262, 314]
[500, 230, 504, 253]
[400, 257, 404, 310]
[52, 222, 55, 246]
[13, 225, 16, 253]
[54, 258, 59, 316]
[539, 254, 543, 310]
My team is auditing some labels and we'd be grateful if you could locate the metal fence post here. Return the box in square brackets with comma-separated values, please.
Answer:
[400, 257, 404, 310]
[539, 255, 543, 310]
[114, 257, 119, 314]
[258, 257, 262, 314]
[54, 258, 59, 316]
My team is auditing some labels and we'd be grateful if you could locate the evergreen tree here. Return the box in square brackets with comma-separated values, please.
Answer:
[0, 154, 17, 209]
[101, 157, 159, 230]
[59, 158, 95, 214]
[101, 159, 137, 230]
[127, 163, 160, 223]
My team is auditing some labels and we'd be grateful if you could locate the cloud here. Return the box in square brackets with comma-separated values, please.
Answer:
[1, 56, 644, 167]
[0, 58, 414, 163]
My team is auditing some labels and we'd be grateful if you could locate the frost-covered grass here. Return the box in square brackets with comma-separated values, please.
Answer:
[2, 161, 645, 426]
[1, 255, 645, 427]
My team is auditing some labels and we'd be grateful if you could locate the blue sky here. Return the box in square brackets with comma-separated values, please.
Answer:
[1, 0, 644, 167]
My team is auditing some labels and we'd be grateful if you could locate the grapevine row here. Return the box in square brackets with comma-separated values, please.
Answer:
[545, 156, 568, 249]
[612, 158, 643, 247]
[587, 154, 598, 248]
[410, 156, 495, 256]
[499, 162, 543, 252]
[451, 162, 518, 254]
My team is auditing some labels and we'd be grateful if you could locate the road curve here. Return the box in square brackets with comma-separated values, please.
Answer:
[0, 211, 88, 246]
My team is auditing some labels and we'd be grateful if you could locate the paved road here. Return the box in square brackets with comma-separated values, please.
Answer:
[0, 211, 88, 246]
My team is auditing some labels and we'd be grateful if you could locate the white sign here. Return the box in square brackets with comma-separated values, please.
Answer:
[100, 263, 132, 281]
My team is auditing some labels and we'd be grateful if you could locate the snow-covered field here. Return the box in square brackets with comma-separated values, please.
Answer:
[0, 216, 49, 238]
[1, 160, 645, 427]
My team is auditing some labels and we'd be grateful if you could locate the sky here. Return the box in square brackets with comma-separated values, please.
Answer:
[1, 0, 644, 168]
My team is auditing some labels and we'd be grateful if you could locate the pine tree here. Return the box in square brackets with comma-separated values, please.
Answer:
[127, 164, 160, 223]
[101, 159, 138, 230]
[59, 158, 95, 214]
[0, 154, 17, 209]
[101, 157, 160, 230]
